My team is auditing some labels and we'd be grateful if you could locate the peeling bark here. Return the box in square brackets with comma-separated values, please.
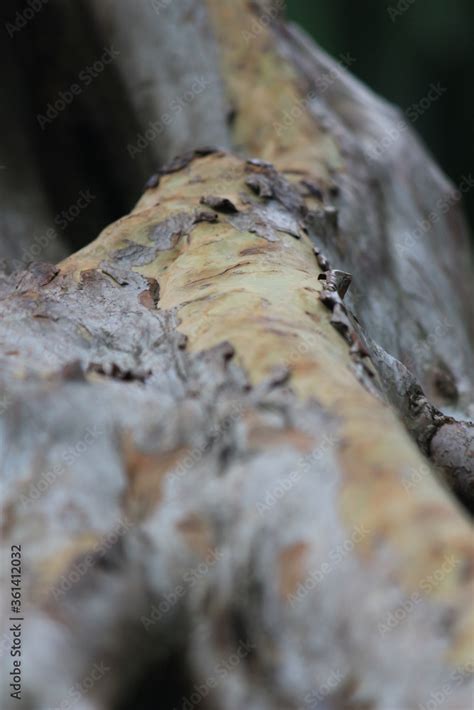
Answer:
[0, 2, 473, 710]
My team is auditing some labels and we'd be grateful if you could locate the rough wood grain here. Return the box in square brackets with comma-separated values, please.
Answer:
[0, 2, 472, 709]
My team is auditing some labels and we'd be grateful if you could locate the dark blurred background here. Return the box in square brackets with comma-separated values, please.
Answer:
[287, 0, 474, 232]
[1, 0, 472, 264]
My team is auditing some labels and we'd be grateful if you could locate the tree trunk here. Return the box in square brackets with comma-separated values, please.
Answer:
[1, 2, 473, 709]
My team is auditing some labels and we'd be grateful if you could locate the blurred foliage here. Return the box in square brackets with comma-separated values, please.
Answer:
[286, 0, 474, 232]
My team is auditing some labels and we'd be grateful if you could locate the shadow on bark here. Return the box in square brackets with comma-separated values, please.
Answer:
[114, 649, 203, 710]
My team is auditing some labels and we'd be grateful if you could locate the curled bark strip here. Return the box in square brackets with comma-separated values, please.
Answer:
[318, 269, 352, 298]
[313, 247, 331, 272]
[200, 195, 239, 213]
[245, 173, 274, 199]
[145, 151, 227, 194]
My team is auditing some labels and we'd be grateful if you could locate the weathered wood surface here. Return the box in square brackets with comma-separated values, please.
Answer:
[0, 2, 473, 709]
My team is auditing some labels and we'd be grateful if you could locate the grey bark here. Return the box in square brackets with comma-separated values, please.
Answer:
[0, 2, 473, 710]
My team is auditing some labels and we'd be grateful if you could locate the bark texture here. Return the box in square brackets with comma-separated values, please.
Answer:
[0, 2, 473, 709]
